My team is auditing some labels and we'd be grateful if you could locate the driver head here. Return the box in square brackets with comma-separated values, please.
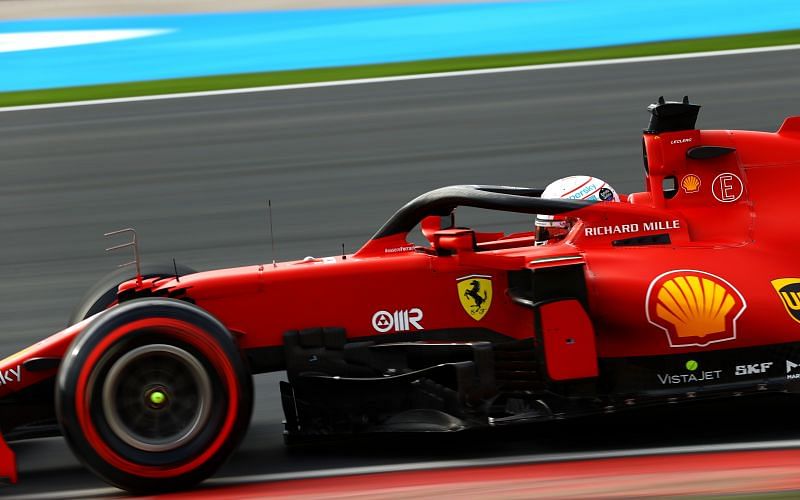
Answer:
[535, 176, 619, 245]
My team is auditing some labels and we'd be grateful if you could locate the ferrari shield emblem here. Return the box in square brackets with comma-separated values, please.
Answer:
[772, 278, 800, 324]
[457, 275, 492, 321]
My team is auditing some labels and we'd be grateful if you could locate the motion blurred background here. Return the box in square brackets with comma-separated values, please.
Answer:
[3, 0, 800, 497]
[3, 0, 800, 96]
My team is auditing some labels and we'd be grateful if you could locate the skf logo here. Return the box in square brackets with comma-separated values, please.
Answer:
[457, 275, 493, 321]
[0, 365, 21, 386]
[735, 362, 773, 376]
[787, 360, 800, 380]
[681, 174, 701, 194]
[646, 270, 746, 348]
[771, 278, 800, 324]
[372, 308, 423, 333]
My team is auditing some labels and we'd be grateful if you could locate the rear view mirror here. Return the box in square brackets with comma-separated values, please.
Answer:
[433, 229, 476, 253]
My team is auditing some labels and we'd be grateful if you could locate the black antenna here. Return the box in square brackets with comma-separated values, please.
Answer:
[342, 243, 346, 260]
[645, 96, 701, 134]
[268, 200, 276, 268]
[173, 257, 180, 282]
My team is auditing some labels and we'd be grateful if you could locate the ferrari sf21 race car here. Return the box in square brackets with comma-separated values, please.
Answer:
[1, 98, 800, 492]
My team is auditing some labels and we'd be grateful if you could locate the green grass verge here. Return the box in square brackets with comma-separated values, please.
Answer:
[3, 29, 800, 107]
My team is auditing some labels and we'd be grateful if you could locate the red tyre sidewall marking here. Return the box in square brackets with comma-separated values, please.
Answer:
[74, 317, 240, 478]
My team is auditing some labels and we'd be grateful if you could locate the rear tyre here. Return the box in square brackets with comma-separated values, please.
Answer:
[68, 263, 196, 326]
[56, 298, 253, 493]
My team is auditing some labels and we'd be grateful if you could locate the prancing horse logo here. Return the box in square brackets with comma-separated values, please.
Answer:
[457, 275, 493, 321]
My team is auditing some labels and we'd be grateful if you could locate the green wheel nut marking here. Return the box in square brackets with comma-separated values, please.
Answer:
[150, 391, 166, 405]
[685, 360, 698, 371]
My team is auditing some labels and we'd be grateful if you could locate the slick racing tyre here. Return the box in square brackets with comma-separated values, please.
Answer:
[56, 298, 253, 493]
[68, 263, 197, 326]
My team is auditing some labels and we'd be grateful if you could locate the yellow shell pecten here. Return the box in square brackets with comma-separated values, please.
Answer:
[655, 275, 736, 338]
[682, 174, 701, 193]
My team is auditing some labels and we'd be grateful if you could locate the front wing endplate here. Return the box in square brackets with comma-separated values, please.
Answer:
[0, 432, 17, 484]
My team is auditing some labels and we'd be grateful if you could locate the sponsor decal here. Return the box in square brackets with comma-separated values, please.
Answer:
[0, 365, 21, 386]
[657, 359, 721, 385]
[735, 362, 773, 376]
[681, 174, 701, 194]
[787, 360, 800, 380]
[565, 182, 598, 200]
[598, 187, 615, 201]
[711, 173, 744, 203]
[584, 220, 680, 237]
[646, 270, 746, 348]
[385, 245, 416, 254]
[372, 308, 423, 333]
[457, 275, 493, 321]
[585, 224, 639, 237]
[771, 278, 800, 324]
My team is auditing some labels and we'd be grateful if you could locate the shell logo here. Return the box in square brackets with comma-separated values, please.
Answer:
[681, 174, 701, 194]
[646, 270, 746, 348]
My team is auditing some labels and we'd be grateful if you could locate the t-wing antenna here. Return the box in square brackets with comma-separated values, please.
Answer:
[104, 228, 142, 285]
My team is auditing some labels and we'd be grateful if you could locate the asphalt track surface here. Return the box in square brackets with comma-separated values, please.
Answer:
[2, 49, 800, 497]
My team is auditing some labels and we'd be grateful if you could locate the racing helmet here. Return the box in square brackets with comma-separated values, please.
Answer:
[535, 176, 619, 244]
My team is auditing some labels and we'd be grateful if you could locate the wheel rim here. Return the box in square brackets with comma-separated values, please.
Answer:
[102, 344, 213, 452]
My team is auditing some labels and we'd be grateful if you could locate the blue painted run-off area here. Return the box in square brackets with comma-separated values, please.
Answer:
[2, 0, 800, 92]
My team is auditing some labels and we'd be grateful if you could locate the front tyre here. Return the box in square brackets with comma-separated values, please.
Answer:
[67, 263, 197, 326]
[56, 299, 253, 493]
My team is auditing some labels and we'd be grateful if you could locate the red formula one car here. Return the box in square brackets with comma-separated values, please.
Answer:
[1, 98, 799, 492]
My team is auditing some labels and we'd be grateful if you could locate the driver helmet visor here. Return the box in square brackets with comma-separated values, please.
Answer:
[535, 216, 570, 244]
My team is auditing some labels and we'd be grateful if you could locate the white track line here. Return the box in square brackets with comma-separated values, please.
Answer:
[8, 438, 800, 499]
[3, 43, 800, 113]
